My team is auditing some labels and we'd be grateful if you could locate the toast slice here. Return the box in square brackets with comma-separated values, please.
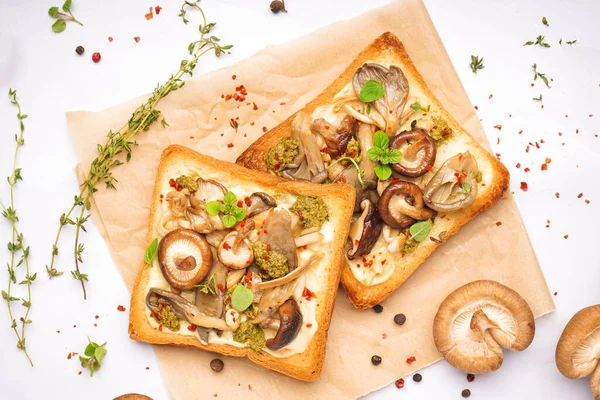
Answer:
[236, 32, 509, 309]
[129, 145, 355, 381]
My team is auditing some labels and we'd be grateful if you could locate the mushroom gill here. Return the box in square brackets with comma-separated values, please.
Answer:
[158, 228, 212, 289]
[291, 112, 327, 183]
[433, 280, 535, 374]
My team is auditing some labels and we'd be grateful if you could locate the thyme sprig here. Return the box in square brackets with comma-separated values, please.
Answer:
[469, 55, 484, 74]
[46, 3, 232, 300]
[179, 1, 201, 24]
[1, 89, 35, 366]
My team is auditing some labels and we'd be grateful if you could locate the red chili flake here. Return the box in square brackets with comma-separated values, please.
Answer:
[248, 385, 252, 391]
[187, 325, 197, 332]
[555, 192, 560, 198]
[57, 330, 60, 333]
[565, 115, 569, 118]
[117, 305, 126, 312]
[227, 143, 234, 148]
[302, 287, 317, 301]
[145, 7, 154, 20]
[236, 200, 243, 208]
[108, 36, 113, 42]
[495, 153, 501, 159]
[250, 122, 255, 126]
[554, 292, 558, 296]
[266, 244, 271, 251]
[93, 323, 97, 327]
[578, 193, 583, 198]
[474, 105, 479, 110]
[545, 158, 552, 164]
[540, 139, 545, 143]
[531, 83, 534, 87]
[585, 200, 590, 204]
[232, 75, 237, 80]
[146, 366, 150, 370]
[169, 178, 176, 188]
[423, 165, 433, 171]
[251, 102, 258, 111]
[489, 94, 493, 99]
[262, 255, 270, 261]
[564, 235, 569, 239]
[78, 371, 82, 375]
[558, 132, 563, 136]
[524, 167, 530, 172]
[496, 221, 502, 226]
[306, 323, 313, 328]
[213, 395, 217, 398]
[382, 333, 388, 339]
[497, 137, 500, 145]
[223, 242, 231, 251]
[95, 315, 100, 319]
[516, 163, 521, 168]
[406, 356, 416, 364]
[67, 353, 72, 359]
[262, 126, 268, 133]
[395, 378, 405, 389]
[493, 125, 502, 130]
[134, 36, 141, 43]
[541, 164, 548, 171]
[590, 114, 594, 117]
[520, 182, 528, 192]
[535, 142, 540, 149]
[518, 130, 523, 134]
[158, 325, 163, 332]
[155, 6, 162, 14]
[526, 146, 530, 153]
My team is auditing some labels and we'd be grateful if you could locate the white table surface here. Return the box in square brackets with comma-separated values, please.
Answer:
[1, 0, 599, 399]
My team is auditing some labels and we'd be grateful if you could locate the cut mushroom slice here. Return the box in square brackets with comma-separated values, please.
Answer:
[382, 225, 406, 253]
[347, 199, 383, 260]
[146, 288, 230, 331]
[246, 192, 277, 218]
[266, 299, 303, 351]
[389, 129, 437, 177]
[341, 103, 387, 131]
[424, 152, 479, 213]
[433, 280, 535, 374]
[555, 305, 600, 400]
[217, 231, 254, 270]
[353, 63, 409, 135]
[158, 228, 213, 290]
[254, 254, 322, 292]
[377, 181, 435, 228]
[294, 231, 324, 248]
[225, 308, 242, 331]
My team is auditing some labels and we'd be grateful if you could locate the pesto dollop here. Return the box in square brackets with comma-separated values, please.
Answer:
[244, 304, 259, 320]
[265, 138, 300, 176]
[233, 321, 266, 351]
[252, 240, 289, 280]
[152, 305, 181, 331]
[401, 228, 420, 254]
[344, 137, 360, 159]
[175, 175, 199, 193]
[290, 196, 329, 229]
[430, 116, 453, 142]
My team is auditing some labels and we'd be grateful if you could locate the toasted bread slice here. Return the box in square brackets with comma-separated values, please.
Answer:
[129, 145, 356, 381]
[236, 32, 509, 310]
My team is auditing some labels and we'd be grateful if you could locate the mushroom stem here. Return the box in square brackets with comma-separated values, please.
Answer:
[254, 254, 322, 292]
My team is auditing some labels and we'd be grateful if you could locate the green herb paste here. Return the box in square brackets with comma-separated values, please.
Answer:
[252, 240, 289, 280]
[233, 321, 266, 352]
[290, 196, 329, 229]
[175, 175, 199, 193]
[265, 138, 299, 176]
[153, 305, 180, 332]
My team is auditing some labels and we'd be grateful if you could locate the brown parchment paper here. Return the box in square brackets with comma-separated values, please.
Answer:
[66, 0, 555, 398]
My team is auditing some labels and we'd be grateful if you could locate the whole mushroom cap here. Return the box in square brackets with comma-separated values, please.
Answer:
[556, 305, 600, 399]
[433, 280, 535, 374]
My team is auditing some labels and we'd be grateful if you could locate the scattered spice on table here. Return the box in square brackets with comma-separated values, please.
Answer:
[406, 356, 416, 364]
[373, 304, 383, 313]
[134, 36, 141, 43]
[462, 389, 471, 398]
[145, 6, 154, 20]
[520, 182, 529, 191]
[270, 0, 287, 13]
[75, 45, 84, 55]
[393, 313, 406, 325]
[117, 305, 126, 312]
[108, 36, 113, 42]
[371, 355, 382, 366]
[413, 373, 422, 382]
[494, 124, 502, 130]
[210, 359, 224, 372]
[92, 52, 101, 63]
[564, 235, 569, 239]
[155, 5, 162, 14]
[467, 373, 475, 382]
[395, 378, 405, 389]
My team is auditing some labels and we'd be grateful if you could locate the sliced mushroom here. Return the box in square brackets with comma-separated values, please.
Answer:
[292, 113, 326, 182]
[204, 229, 228, 248]
[158, 228, 213, 289]
[294, 231, 324, 247]
[341, 103, 387, 131]
[259, 209, 298, 271]
[382, 225, 406, 253]
[266, 299, 303, 351]
[252, 280, 297, 325]
[347, 199, 383, 260]
[165, 190, 190, 218]
[217, 231, 254, 270]
[254, 254, 321, 292]
[556, 305, 600, 399]
[357, 123, 378, 182]
[146, 288, 230, 331]
[353, 63, 409, 135]
[424, 152, 479, 213]
[246, 192, 277, 218]
[189, 178, 227, 209]
[389, 129, 437, 177]
[378, 181, 435, 227]
[225, 308, 241, 331]
[310, 116, 358, 159]
[433, 280, 535, 374]
[195, 259, 228, 342]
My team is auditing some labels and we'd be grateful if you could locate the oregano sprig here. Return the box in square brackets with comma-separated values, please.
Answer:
[79, 337, 107, 377]
[532, 63, 551, 88]
[206, 191, 247, 228]
[48, 0, 83, 33]
[367, 130, 402, 181]
[46, 3, 232, 300]
[1, 89, 35, 366]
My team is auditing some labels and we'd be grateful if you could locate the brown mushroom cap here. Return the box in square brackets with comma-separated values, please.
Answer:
[389, 129, 437, 177]
[310, 116, 358, 158]
[158, 228, 212, 289]
[433, 280, 535, 374]
[113, 394, 153, 400]
[556, 304, 600, 399]
[266, 298, 303, 350]
[377, 181, 435, 228]
[246, 192, 277, 218]
[347, 199, 383, 260]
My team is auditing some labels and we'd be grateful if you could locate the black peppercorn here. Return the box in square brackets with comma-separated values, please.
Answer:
[371, 355, 382, 366]
[270, 0, 286, 13]
[210, 358, 224, 372]
[462, 389, 471, 398]
[394, 313, 406, 325]
[373, 304, 383, 313]
[412, 373, 422, 382]
[75, 46, 85, 55]
[467, 373, 475, 382]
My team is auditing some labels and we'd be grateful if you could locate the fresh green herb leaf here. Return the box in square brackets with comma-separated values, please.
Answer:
[462, 182, 471, 195]
[374, 164, 392, 181]
[469, 55, 484, 74]
[231, 207, 247, 222]
[62, 0, 72, 12]
[531, 63, 551, 88]
[359, 80, 385, 103]
[222, 215, 237, 228]
[223, 191, 237, 205]
[79, 338, 107, 377]
[231, 285, 254, 312]
[195, 274, 217, 295]
[229, 119, 239, 132]
[542, 17, 549, 26]
[524, 35, 550, 48]
[559, 38, 563, 45]
[205, 200, 222, 216]
[410, 102, 425, 112]
[367, 146, 383, 162]
[409, 220, 433, 242]
[144, 238, 158, 265]
[566, 40, 577, 45]
[386, 150, 402, 165]
[94, 346, 107, 364]
[48, 6, 59, 17]
[48, 0, 83, 32]
[52, 19, 66, 33]
[366, 103, 371, 114]
[532, 94, 543, 102]
[373, 130, 389, 149]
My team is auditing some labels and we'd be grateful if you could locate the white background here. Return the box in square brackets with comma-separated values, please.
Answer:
[0, 0, 599, 399]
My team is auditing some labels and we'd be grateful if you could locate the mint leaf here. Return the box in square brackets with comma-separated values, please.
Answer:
[373, 130, 389, 149]
[374, 164, 392, 181]
[462, 182, 471, 195]
[359, 80, 385, 103]
[367, 147, 384, 162]
[94, 346, 107, 364]
[62, 0, 72, 12]
[52, 19, 66, 33]
[48, 6, 59, 17]
[205, 201, 221, 216]
[387, 150, 402, 165]
[144, 238, 158, 265]
[223, 191, 237, 206]
[410, 102, 423, 112]
[231, 285, 254, 312]
[222, 215, 236, 228]
[232, 207, 246, 222]
[409, 220, 432, 242]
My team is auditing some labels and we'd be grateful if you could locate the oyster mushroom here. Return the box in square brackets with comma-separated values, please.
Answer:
[259, 209, 298, 271]
[252, 280, 297, 324]
[377, 181, 435, 228]
[186, 206, 224, 233]
[246, 192, 277, 218]
[158, 228, 213, 290]
[388, 129, 437, 177]
[292, 113, 326, 183]
[217, 231, 254, 270]
[254, 254, 321, 292]
[353, 63, 409, 135]
[266, 299, 303, 351]
[555, 305, 600, 399]
[189, 178, 227, 208]
[433, 280, 535, 374]
[347, 199, 383, 260]
[424, 152, 479, 213]
[195, 259, 228, 343]
[146, 288, 230, 331]
[310, 116, 358, 158]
